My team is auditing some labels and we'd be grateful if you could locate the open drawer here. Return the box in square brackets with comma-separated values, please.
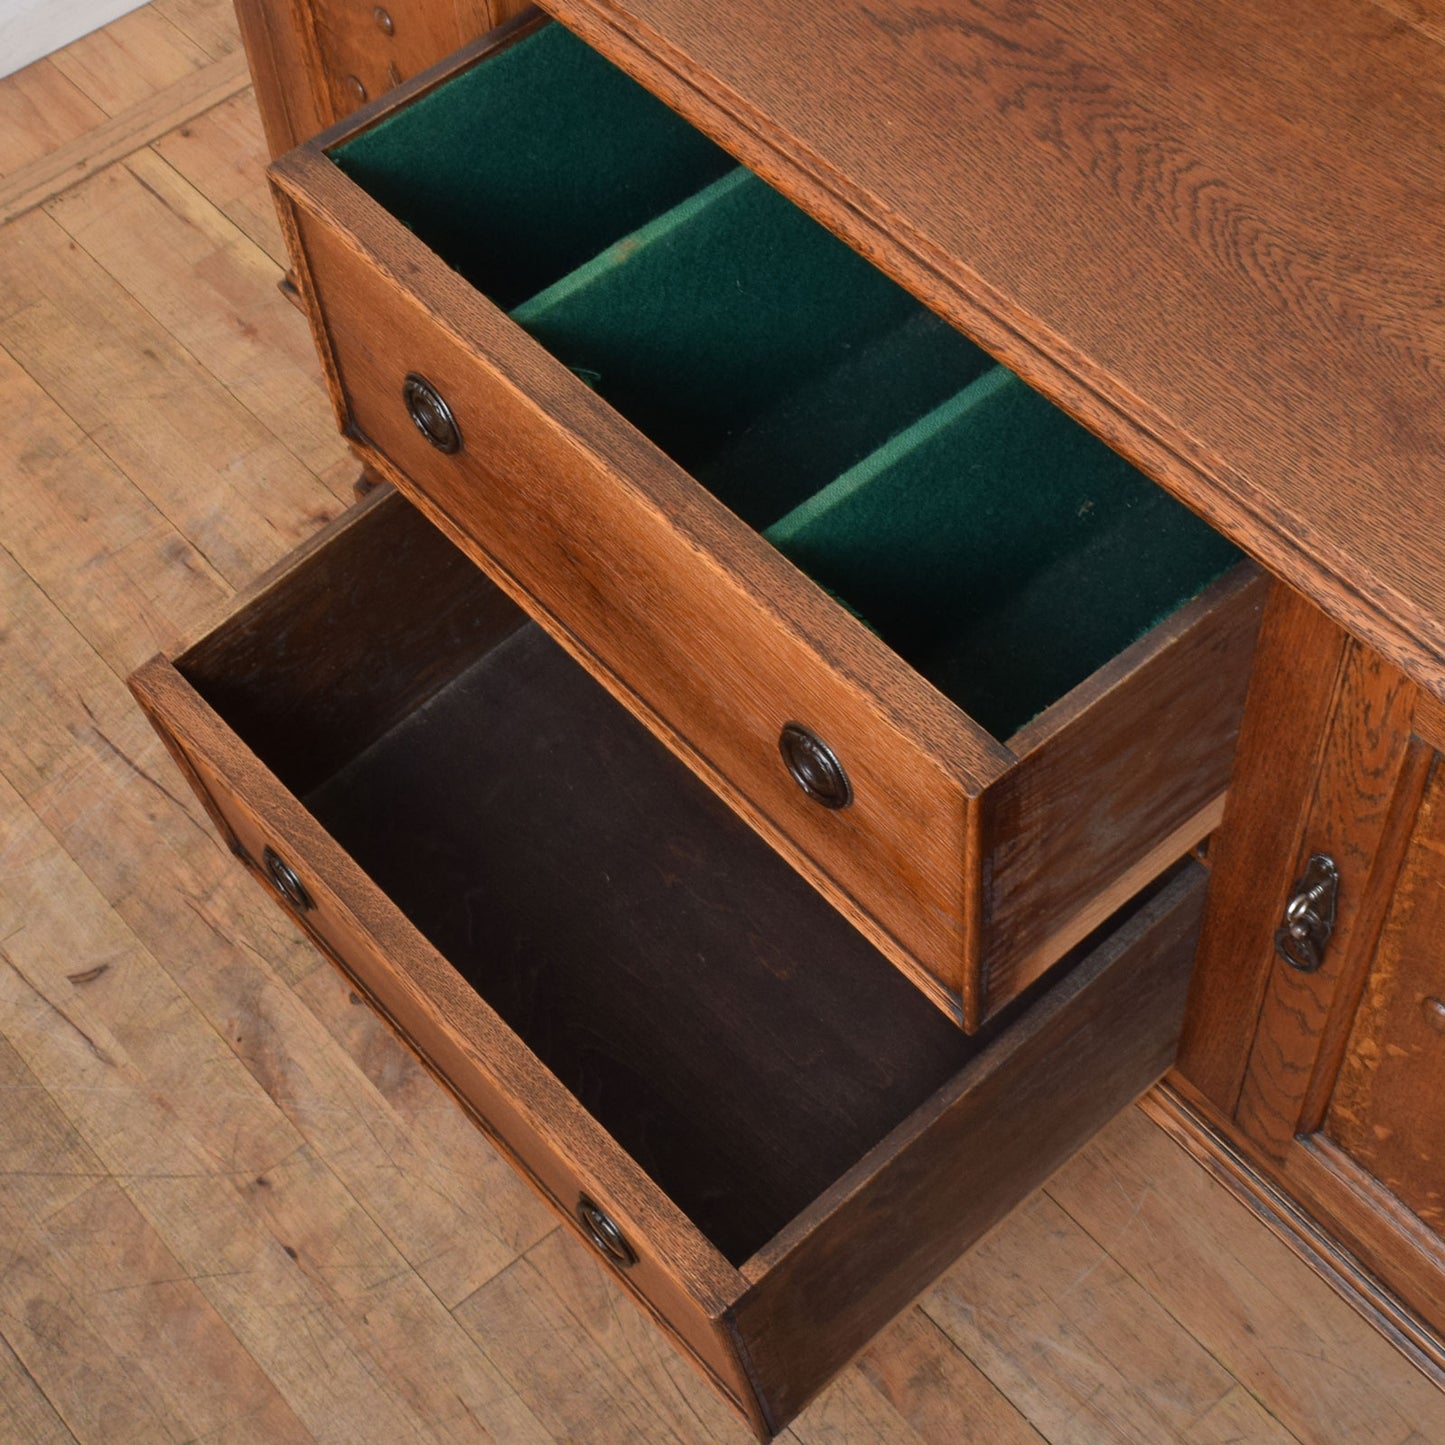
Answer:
[269, 14, 1258, 1030]
[132, 491, 1206, 1436]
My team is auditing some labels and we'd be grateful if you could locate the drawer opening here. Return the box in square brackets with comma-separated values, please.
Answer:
[178, 498, 1041, 1266]
[332, 21, 1240, 741]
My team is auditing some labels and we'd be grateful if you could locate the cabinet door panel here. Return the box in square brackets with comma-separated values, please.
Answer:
[1326, 761, 1445, 1231]
[1231, 640, 1421, 1155]
[1175, 581, 1445, 1340]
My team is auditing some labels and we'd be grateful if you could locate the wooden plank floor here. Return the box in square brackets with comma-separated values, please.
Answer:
[2, 5, 1445, 1441]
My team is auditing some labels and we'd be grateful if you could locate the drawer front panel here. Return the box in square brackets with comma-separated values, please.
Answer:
[129, 661, 761, 1426]
[283, 188, 992, 1019]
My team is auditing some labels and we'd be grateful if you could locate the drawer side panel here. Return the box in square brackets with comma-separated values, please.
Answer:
[982, 564, 1265, 1018]
[729, 864, 1206, 1430]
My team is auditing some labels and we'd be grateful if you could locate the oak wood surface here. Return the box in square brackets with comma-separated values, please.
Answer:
[128, 656, 768, 1426]
[1174, 580, 1445, 1366]
[274, 140, 1000, 1022]
[234, 0, 532, 156]
[1326, 762, 1445, 1228]
[1233, 646, 1423, 1153]
[984, 564, 1263, 1012]
[538, 0, 1445, 703]
[729, 865, 1204, 1430]
[7, 4, 1445, 1439]
[1175, 582, 1355, 1106]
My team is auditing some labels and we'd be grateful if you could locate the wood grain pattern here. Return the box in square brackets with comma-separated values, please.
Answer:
[46, 6, 211, 115]
[922, 1187, 1255, 1445]
[10, 13, 1444, 1434]
[850, 1309, 1045, 1444]
[232, 0, 333, 157]
[45, 147, 351, 491]
[1145, 1079, 1445, 1390]
[1326, 764, 1445, 1230]
[128, 487, 1213, 1433]
[1058, 1100, 1445, 1445]
[0, 206, 346, 588]
[1172, 588, 1445, 1370]
[0, 59, 105, 175]
[274, 146, 1002, 1023]
[306, 0, 498, 120]
[985, 563, 1264, 1011]
[234, 0, 532, 158]
[539, 0, 1445, 701]
[150, 91, 287, 263]
[0, 48, 251, 226]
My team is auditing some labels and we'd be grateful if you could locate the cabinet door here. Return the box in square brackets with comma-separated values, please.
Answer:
[1176, 581, 1445, 1334]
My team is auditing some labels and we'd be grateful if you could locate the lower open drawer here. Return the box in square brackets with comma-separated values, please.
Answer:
[130, 491, 1206, 1436]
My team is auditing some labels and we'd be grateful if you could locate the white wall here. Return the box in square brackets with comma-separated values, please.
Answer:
[0, 0, 151, 80]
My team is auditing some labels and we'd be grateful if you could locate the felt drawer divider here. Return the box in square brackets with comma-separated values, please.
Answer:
[764, 367, 1242, 739]
[505, 164, 994, 530]
[333, 21, 738, 311]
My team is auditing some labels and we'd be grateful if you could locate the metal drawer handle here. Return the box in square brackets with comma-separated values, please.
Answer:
[576, 1195, 636, 1268]
[403, 372, 461, 453]
[1273, 853, 1338, 972]
[263, 846, 314, 913]
[779, 722, 852, 809]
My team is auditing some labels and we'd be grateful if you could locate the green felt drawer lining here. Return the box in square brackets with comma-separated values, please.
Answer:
[334, 22, 1241, 741]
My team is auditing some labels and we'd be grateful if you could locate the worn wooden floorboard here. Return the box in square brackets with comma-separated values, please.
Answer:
[1046, 1107, 1445, 1444]
[150, 92, 288, 263]
[1, 3, 1443, 1441]
[0, 62, 105, 178]
[47, 7, 213, 117]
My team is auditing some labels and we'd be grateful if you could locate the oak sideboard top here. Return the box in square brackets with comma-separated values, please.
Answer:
[539, 0, 1445, 694]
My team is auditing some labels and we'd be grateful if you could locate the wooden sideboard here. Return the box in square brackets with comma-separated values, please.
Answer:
[159, 0, 1445, 1426]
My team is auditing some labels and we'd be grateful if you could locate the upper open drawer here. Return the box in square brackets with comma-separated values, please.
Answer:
[269, 13, 1263, 1027]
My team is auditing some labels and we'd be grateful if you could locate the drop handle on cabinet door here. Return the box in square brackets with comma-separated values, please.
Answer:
[1273, 854, 1339, 972]
[403, 372, 461, 453]
[779, 723, 852, 809]
[575, 1196, 636, 1268]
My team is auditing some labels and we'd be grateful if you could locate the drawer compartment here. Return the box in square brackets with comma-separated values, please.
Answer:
[131, 491, 1205, 1436]
[270, 16, 1260, 1027]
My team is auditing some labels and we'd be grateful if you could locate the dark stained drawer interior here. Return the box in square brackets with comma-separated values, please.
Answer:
[130, 490, 1205, 1435]
[172, 492, 1030, 1263]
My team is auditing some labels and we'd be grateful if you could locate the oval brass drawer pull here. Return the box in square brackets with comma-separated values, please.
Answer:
[779, 722, 852, 809]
